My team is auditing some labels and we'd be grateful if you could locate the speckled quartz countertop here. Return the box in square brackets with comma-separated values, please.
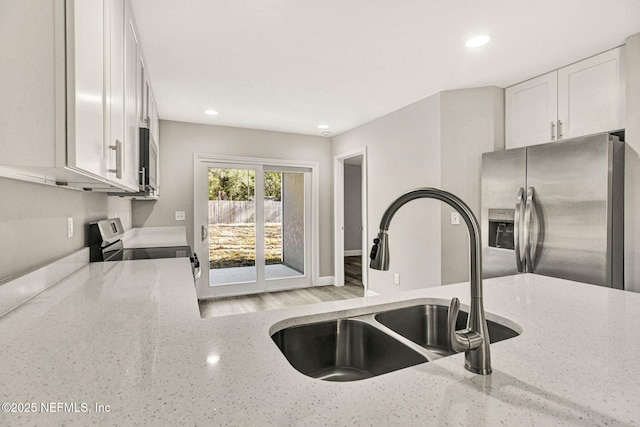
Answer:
[1, 259, 640, 426]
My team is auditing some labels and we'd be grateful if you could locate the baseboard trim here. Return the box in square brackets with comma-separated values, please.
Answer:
[344, 250, 362, 257]
[366, 289, 380, 297]
[316, 276, 335, 286]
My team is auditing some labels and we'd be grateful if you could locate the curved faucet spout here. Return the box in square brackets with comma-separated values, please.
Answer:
[369, 187, 491, 375]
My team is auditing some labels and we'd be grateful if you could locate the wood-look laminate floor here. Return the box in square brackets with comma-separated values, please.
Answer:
[344, 255, 362, 286]
[199, 256, 365, 318]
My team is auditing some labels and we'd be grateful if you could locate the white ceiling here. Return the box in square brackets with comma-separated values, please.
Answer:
[130, 0, 640, 137]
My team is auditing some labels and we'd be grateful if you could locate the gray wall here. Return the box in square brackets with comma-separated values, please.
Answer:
[282, 172, 305, 273]
[333, 87, 504, 294]
[0, 177, 132, 283]
[625, 32, 640, 293]
[344, 164, 362, 252]
[440, 87, 505, 285]
[132, 120, 334, 277]
[333, 95, 443, 294]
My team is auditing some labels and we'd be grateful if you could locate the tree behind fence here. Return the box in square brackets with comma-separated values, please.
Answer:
[209, 200, 282, 224]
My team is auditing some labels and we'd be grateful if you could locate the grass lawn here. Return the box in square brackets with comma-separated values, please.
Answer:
[209, 223, 282, 269]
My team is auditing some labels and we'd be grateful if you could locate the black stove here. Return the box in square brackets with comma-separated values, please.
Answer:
[88, 219, 200, 280]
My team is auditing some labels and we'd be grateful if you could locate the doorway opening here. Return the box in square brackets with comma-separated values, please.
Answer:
[334, 147, 368, 295]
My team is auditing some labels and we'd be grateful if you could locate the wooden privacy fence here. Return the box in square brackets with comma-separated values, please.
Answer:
[209, 200, 282, 224]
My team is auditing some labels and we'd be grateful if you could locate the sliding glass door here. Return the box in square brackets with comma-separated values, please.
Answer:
[194, 158, 312, 299]
[208, 166, 260, 287]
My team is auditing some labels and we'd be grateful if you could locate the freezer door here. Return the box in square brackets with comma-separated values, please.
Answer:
[525, 134, 616, 286]
[481, 148, 526, 278]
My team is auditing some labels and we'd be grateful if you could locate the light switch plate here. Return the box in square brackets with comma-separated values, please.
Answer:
[67, 217, 74, 238]
[175, 211, 186, 221]
[451, 212, 461, 225]
[394, 273, 400, 285]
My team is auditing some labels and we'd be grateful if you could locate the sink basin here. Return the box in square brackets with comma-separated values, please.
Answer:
[271, 318, 427, 381]
[272, 301, 521, 381]
[374, 304, 520, 358]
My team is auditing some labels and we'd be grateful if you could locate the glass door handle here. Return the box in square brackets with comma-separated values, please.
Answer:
[201, 225, 208, 241]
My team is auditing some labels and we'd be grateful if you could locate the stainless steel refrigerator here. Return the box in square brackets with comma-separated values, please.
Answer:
[481, 133, 624, 288]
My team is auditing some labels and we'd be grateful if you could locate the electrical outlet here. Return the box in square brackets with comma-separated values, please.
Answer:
[394, 273, 400, 285]
[451, 212, 461, 225]
[67, 217, 74, 238]
[175, 211, 186, 221]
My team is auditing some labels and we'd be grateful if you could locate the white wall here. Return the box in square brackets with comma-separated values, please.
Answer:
[132, 120, 334, 277]
[333, 95, 442, 294]
[333, 87, 504, 294]
[625, 32, 640, 292]
[343, 164, 362, 252]
[0, 177, 131, 283]
[440, 87, 505, 285]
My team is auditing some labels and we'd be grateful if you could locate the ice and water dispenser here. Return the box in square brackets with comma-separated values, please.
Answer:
[487, 209, 515, 250]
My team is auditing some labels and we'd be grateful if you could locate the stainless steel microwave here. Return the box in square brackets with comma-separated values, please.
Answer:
[139, 127, 158, 191]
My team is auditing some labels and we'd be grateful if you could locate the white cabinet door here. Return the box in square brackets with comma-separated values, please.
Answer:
[558, 47, 625, 140]
[104, 0, 125, 185]
[150, 93, 160, 144]
[123, 0, 140, 190]
[66, 0, 108, 177]
[143, 74, 151, 128]
[505, 71, 558, 149]
[150, 92, 160, 195]
[138, 57, 146, 127]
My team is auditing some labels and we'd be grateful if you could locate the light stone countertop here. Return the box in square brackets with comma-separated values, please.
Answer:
[1, 258, 640, 426]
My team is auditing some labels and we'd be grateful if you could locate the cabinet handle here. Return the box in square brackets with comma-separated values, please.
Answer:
[109, 140, 123, 179]
[139, 166, 146, 190]
[551, 121, 555, 141]
[558, 120, 563, 140]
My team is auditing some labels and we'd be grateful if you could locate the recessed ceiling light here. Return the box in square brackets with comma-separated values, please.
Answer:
[465, 35, 491, 48]
[205, 110, 218, 116]
[317, 124, 329, 129]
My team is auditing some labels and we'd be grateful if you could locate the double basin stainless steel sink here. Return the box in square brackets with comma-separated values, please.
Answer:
[271, 301, 520, 382]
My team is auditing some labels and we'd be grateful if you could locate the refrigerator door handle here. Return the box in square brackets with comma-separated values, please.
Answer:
[524, 187, 535, 273]
[514, 187, 525, 273]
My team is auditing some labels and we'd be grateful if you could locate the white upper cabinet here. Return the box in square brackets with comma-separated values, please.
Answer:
[505, 72, 558, 149]
[123, 0, 141, 190]
[67, 0, 108, 179]
[557, 48, 625, 140]
[150, 91, 160, 145]
[138, 59, 147, 127]
[505, 47, 625, 149]
[104, 0, 126, 188]
[0, 0, 154, 192]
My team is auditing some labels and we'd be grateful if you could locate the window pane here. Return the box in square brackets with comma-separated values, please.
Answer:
[208, 167, 257, 285]
[265, 171, 304, 280]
